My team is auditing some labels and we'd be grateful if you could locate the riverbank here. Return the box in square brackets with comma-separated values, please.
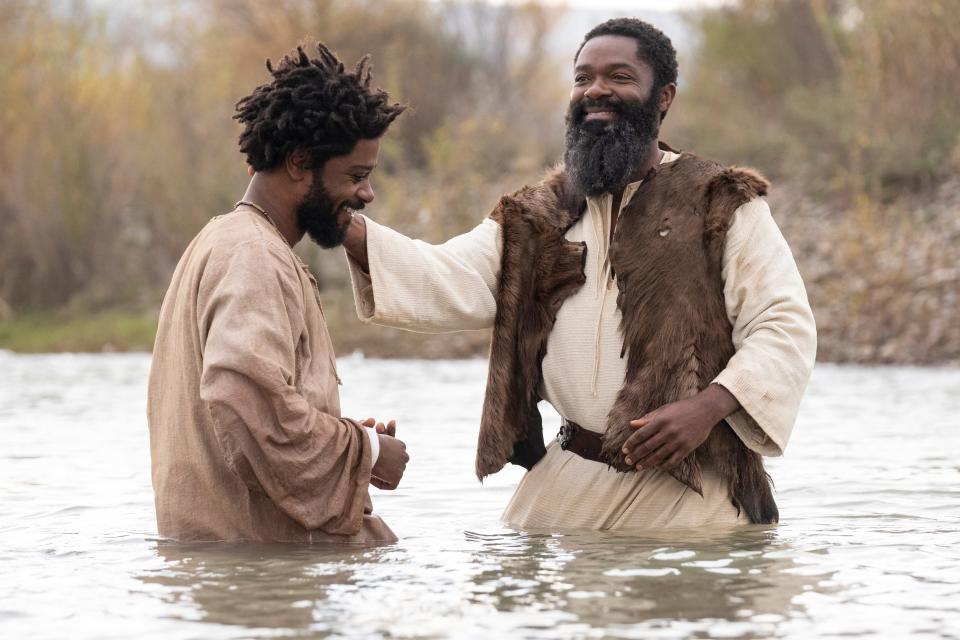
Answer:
[2, 179, 957, 364]
[769, 178, 960, 366]
[0, 300, 490, 359]
[0, 310, 158, 354]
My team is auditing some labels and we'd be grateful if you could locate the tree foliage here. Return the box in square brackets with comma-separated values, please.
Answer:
[672, 0, 960, 199]
[0, 0, 566, 311]
[2, 0, 957, 363]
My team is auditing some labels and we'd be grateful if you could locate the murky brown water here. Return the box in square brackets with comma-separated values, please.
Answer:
[1, 352, 959, 639]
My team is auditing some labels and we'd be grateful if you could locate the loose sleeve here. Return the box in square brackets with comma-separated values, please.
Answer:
[347, 215, 501, 332]
[197, 238, 372, 536]
[712, 198, 817, 456]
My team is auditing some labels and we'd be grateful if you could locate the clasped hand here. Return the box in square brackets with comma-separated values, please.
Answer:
[621, 384, 739, 471]
[360, 417, 409, 490]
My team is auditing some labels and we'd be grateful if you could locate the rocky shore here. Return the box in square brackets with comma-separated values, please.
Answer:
[3, 183, 956, 366]
[772, 180, 960, 366]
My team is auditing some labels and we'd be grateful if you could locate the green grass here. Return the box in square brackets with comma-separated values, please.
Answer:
[0, 309, 158, 353]
[0, 299, 487, 357]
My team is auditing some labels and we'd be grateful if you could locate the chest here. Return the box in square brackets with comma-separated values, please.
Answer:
[293, 265, 343, 417]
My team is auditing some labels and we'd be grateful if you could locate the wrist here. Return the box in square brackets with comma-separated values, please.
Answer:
[363, 426, 380, 466]
[344, 214, 367, 257]
[700, 384, 740, 423]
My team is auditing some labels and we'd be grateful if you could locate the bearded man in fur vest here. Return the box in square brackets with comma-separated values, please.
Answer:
[344, 18, 817, 529]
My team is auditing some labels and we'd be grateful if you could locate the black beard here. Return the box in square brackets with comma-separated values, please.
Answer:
[296, 177, 360, 249]
[563, 92, 663, 197]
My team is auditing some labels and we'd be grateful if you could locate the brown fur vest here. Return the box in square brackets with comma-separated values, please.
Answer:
[476, 151, 779, 524]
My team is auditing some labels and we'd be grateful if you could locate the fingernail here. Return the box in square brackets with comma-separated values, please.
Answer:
[625, 457, 633, 465]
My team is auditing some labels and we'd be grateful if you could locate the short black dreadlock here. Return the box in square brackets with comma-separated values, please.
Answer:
[234, 43, 406, 172]
[575, 18, 679, 92]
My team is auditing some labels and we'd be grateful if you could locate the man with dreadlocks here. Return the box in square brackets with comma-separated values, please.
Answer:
[343, 19, 817, 530]
[147, 44, 408, 543]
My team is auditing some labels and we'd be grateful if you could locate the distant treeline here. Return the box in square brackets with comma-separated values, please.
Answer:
[1, 0, 958, 363]
[1, 0, 568, 312]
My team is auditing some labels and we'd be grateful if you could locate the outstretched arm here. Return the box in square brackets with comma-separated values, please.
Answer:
[344, 213, 502, 333]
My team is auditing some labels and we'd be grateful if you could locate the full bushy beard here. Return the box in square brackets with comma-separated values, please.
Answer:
[296, 176, 363, 249]
[564, 91, 663, 197]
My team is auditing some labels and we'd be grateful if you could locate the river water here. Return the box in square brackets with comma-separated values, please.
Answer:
[0, 351, 958, 639]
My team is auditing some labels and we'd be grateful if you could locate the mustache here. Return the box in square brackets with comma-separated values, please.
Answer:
[567, 97, 625, 125]
[340, 201, 365, 212]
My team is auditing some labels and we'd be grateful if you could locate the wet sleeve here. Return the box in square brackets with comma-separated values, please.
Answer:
[197, 238, 373, 536]
[346, 215, 501, 332]
[713, 198, 818, 456]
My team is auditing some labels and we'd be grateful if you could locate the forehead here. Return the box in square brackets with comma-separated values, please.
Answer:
[575, 34, 651, 74]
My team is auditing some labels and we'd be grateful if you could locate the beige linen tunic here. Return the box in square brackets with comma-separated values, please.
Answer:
[348, 153, 816, 530]
[148, 204, 394, 544]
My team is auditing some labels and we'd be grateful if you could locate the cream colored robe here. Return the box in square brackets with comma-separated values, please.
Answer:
[349, 153, 817, 530]
[148, 204, 394, 544]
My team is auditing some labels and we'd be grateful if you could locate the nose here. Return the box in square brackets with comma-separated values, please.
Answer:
[357, 180, 375, 204]
[583, 78, 611, 101]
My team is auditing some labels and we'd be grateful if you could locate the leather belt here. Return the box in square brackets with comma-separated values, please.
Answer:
[557, 418, 604, 463]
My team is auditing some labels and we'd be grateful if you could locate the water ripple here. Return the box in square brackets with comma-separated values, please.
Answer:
[0, 354, 959, 638]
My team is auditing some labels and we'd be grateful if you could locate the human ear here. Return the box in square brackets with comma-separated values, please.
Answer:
[284, 149, 311, 182]
[659, 82, 677, 116]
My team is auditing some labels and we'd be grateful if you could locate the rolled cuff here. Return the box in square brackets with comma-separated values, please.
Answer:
[346, 250, 376, 323]
[713, 371, 786, 457]
[363, 426, 380, 465]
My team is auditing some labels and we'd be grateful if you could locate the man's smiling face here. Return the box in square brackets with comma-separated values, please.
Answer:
[569, 34, 656, 126]
[563, 35, 666, 197]
[297, 137, 380, 248]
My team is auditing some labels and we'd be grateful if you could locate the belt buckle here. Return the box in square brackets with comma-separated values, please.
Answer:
[558, 421, 574, 451]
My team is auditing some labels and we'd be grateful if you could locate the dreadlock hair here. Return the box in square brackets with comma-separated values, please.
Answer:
[234, 43, 406, 172]
[575, 18, 678, 120]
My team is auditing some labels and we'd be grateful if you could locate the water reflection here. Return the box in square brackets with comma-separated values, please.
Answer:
[135, 527, 828, 638]
[140, 541, 377, 632]
[464, 526, 827, 635]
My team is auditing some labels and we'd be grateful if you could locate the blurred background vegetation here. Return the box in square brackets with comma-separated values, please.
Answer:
[1, 0, 957, 363]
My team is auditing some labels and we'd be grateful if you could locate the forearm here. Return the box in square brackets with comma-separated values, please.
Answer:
[343, 213, 369, 272]
[346, 214, 501, 332]
[202, 372, 374, 533]
[699, 383, 741, 424]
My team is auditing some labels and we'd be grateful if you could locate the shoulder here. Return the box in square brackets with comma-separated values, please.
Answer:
[488, 165, 585, 233]
[666, 153, 770, 261]
[726, 196, 788, 253]
[208, 210, 293, 259]
[199, 211, 299, 281]
[705, 165, 769, 212]
[661, 152, 770, 206]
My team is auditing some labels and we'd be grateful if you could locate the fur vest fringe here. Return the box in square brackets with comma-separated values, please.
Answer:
[476, 150, 779, 524]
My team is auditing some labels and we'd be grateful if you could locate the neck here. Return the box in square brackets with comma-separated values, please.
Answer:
[607, 139, 663, 242]
[607, 138, 664, 206]
[240, 173, 304, 246]
[625, 138, 664, 186]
